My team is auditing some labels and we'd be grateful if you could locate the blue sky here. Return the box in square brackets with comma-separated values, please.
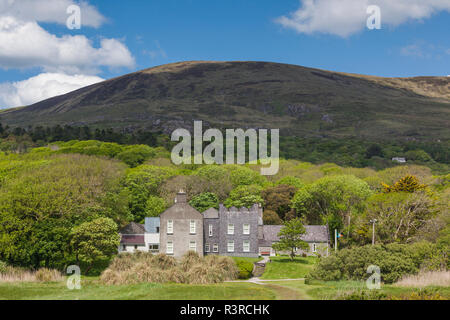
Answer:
[0, 0, 449, 108]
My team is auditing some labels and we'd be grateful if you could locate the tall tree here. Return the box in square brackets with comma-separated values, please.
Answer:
[70, 218, 120, 274]
[272, 218, 309, 260]
[291, 175, 373, 234]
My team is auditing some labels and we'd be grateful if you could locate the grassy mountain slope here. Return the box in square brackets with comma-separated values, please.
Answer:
[1, 61, 449, 141]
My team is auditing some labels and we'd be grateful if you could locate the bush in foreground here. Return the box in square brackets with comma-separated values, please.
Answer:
[100, 251, 239, 285]
[307, 242, 448, 284]
[0, 265, 63, 283]
[234, 259, 254, 279]
[395, 270, 450, 288]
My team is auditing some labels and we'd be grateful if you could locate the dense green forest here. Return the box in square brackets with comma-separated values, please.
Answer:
[0, 130, 448, 273]
[1, 123, 449, 172]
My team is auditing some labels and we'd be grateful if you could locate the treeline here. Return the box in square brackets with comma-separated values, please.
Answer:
[0, 139, 448, 273]
[280, 136, 449, 172]
[0, 123, 448, 173]
[0, 123, 172, 151]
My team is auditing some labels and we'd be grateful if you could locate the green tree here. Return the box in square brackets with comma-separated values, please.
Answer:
[0, 154, 127, 268]
[189, 192, 219, 212]
[357, 191, 435, 244]
[291, 175, 373, 235]
[227, 165, 267, 187]
[124, 165, 176, 222]
[272, 218, 309, 260]
[70, 218, 120, 274]
[263, 209, 283, 225]
[144, 196, 167, 219]
[275, 176, 304, 189]
[365, 144, 384, 159]
[117, 145, 156, 167]
[262, 184, 297, 221]
[224, 185, 264, 208]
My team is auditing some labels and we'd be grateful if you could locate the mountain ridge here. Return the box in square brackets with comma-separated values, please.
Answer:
[1, 61, 449, 141]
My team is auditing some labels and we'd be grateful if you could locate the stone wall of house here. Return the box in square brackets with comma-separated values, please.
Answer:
[160, 193, 204, 259]
[218, 204, 261, 258]
[204, 217, 220, 254]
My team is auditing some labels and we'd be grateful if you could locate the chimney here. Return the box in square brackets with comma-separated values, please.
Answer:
[175, 190, 187, 204]
[258, 203, 263, 226]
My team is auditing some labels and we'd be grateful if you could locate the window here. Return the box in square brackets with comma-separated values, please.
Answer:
[209, 224, 213, 237]
[243, 224, 250, 235]
[243, 240, 250, 252]
[134, 245, 138, 250]
[189, 241, 197, 252]
[213, 244, 219, 253]
[190, 220, 196, 234]
[167, 220, 173, 234]
[227, 224, 234, 235]
[149, 244, 159, 253]
[227, 241, 235, 253]
[156, 227, 160, 233]
[312, 243, 317, 253]
[205, 243, 210, 252]
[166, 241, 173, 254]
[122, 245, 126, 251]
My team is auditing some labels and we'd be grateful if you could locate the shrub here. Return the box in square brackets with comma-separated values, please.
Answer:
[336, 290, 387, 300]
[235, 260, 254, 279]
[0, 261, 7, 273]
[100, 252, 238, 285]
[388, 288, 446, 300]
[0, 266, 62, 283]
[35, 268, 63, 282]
[308, 242, 447, 284]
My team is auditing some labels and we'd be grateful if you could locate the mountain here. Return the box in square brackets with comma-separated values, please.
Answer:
[1, 61, 449, 141]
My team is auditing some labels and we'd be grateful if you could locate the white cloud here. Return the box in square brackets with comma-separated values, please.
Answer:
[0, 72, 104, 108]
[276, 0, 450, 37]
[0, 1, 135, 109]
[143, 40, 168, 60]
[0, 0, 105, 27]
[400, 43, 428, 58]
[400, 41, 449, 59]
[0, 16, 135, 74]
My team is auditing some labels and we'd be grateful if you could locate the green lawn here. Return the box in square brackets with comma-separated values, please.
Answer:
[260, 256, 317, 280]
[231, 257, 261, 264]
[1, 278, 448, 300]
[0, 278, 276, 300]
[268, 280, 450, 300]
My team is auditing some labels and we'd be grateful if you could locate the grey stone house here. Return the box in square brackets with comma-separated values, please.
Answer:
[119, 191, 330, 258]
[203, 204, 263, 258]
[159, 191, 204, 258]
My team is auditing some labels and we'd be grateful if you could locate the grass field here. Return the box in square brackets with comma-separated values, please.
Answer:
[1, 278, 448, 300]
[260, 256, 317, 280]
[268, 280, 450, 300]
[0, 278, 276, 300]
[231, 257, 261, 264]
[1, 256, 448, 300]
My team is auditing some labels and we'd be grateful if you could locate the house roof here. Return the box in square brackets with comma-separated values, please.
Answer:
[260, 225, 329, 245]
[120, 222, 145, 235]
[203, 207, 219, 219]
[302, 225, 330, 242]
[160, 201, 203, 220]
[120, 235, 145, 245]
